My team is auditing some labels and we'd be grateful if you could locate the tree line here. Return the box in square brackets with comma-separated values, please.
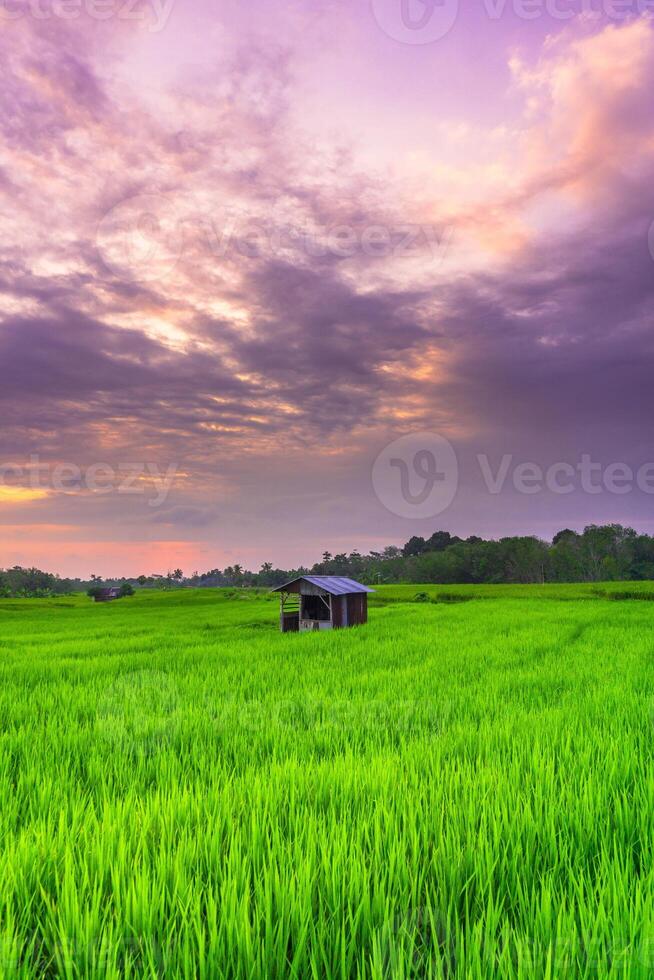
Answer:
[195, 525, 654, 588]
[2, 525, 654, 597]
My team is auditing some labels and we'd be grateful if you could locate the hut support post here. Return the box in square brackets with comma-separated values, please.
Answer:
[318, 593, 331, 626]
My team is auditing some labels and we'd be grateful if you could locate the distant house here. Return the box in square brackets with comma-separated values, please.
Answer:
[272, 576, 374, 633]
[93, 587, 121, 602]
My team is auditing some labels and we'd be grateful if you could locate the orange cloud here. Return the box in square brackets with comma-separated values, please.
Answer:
[0, 487, 50, 504]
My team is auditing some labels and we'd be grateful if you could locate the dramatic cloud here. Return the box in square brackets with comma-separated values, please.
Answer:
[1, 6, 654, 574]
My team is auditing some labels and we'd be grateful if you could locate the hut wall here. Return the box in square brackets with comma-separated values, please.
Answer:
[281, 612, 299, 632]
[297, 581, 333, 596]
[331, 596, 344, 629]
[346, 594, 367, 625]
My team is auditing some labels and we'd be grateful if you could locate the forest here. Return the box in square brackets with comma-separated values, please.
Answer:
[3, 524, 653, 597]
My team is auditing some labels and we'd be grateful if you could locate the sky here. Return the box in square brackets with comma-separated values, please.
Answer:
[2, 0, 654, 577]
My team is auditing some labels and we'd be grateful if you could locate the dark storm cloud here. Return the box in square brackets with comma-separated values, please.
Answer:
[0, 310, 258, 462]
[430, 217, 654, 455]
[3, 196, 654, 468]
[232, 259, 432, 432]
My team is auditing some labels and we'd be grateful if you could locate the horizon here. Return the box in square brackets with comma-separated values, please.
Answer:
[3, 521, 649, 580]
[3, 3, 654, 577]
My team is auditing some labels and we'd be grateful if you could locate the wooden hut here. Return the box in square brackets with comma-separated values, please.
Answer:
[272, 576, 374, 633]
[93, 587, 121, 602]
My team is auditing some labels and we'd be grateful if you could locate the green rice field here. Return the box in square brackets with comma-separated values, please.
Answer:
[1, 584, 654, 977]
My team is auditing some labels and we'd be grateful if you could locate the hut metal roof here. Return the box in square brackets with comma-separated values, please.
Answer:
[272, 575, 375, 596]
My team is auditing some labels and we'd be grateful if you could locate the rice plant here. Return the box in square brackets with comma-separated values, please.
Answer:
[0, 586, 652, 977]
